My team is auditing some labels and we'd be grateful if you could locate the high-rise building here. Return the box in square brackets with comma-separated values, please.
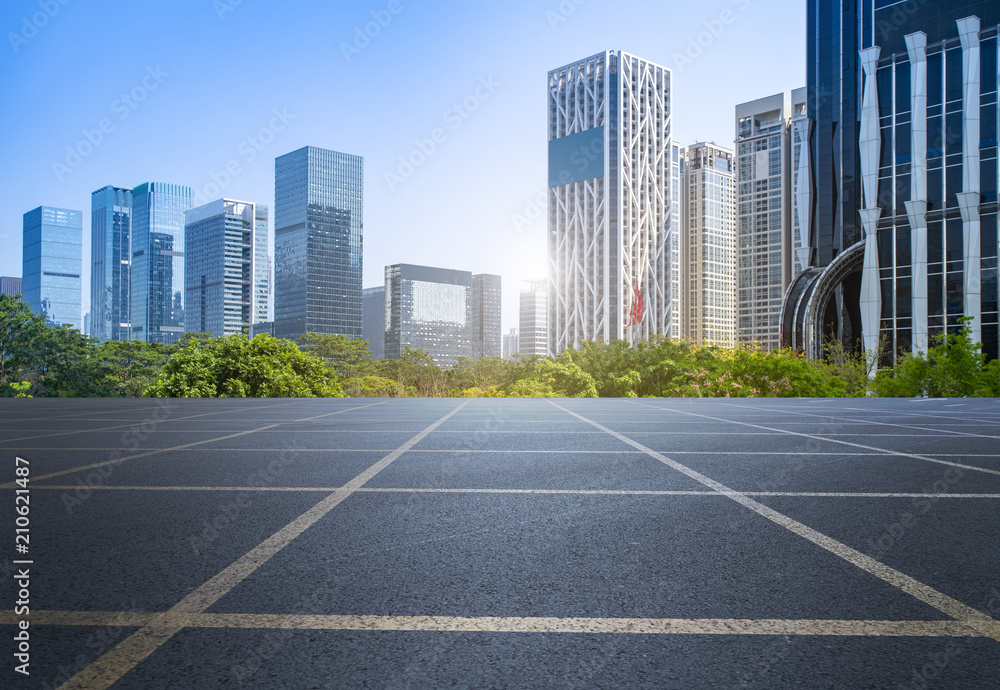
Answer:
[735, 90, 811, 350]
[0, 276, 22, 297]
[130, 182, 193, 344]
[547, 51, 674, 353]
[519, 279, 548, 356]
[384, 264, 471, 368]
[184, 199, 269, 337]
[362, 285, 386, 360]
[668, 141, 684, 340]
[502, 327, 519, 359]
[682, 143, 737, 346]
[782, 0, 999, 365]
[470, 273, 502, 358]
[22, 206, 82, 330]
[273, 146, 363, 340]
[90, 186, 133, 341]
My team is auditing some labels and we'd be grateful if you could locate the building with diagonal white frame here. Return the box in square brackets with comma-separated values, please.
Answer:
[547, 51, 675, 354]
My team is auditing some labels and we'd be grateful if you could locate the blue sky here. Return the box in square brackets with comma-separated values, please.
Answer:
[0, 0, 804, 332]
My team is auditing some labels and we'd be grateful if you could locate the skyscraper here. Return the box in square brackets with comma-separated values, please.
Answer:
[22, 206, 82, 330]
[502, 327, 519, 359]
[130, 182, 193, 344]
[782, 0, 999, 365]
[90, 186, 133, 341]
[470, 273, 502, 358]
[519, 279, 548, 357]
[0, 277, 22, 297]
[384, 263, 470, 368]
[735, 90, 812, 350]
[184, 199, 269, 337]
[362, 285, 386, 360]
[682, 143, 737, 346]
[547, 51, 673, 353]
[273, 146, 363, 340]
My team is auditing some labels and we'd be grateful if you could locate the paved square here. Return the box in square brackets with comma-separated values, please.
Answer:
[2, 397, 999, 688]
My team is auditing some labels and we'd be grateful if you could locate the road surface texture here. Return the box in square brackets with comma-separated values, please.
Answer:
[1, 397, 999, 688]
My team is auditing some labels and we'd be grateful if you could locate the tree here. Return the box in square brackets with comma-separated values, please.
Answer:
[0, 294, 46, 395]
[146, 334, 343, 398]
[97, 340, 171, 397]
[26, 324, 114, 397]
[297, 333, 375, 379]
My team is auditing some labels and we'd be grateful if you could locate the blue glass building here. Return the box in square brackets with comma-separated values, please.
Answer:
[184, 199, 269, 337]
[22, 206, 83, 330]
[90, 186, 133, 341]
[273, 146, 363, 340]
[782, 0, 1000, 365]
[0, 276, 21, 297]
[384, 263, 471, 368]
[130, 183, 193, 344]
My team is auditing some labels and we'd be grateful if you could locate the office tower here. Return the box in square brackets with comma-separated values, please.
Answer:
[384, 264, 471, 367]
[682, 143, 737, 346]
[519, 279, 548, 356]
[130, 183, 193, 344]
[22, 206, 82, 329]
[0, 276, 22, 296]
[735, 90, 811, 350]
[547, 51, 673, 353]
[184, 199, 269, 337]
[362, 285, 386, 360]
[668, 141, 684, 339]
[273, 146, 363, 340]
[783, 0, 999, 365]
[470, 273, 502, 358]
[90, 186, 133, 341]
[502, 327, 519, 359]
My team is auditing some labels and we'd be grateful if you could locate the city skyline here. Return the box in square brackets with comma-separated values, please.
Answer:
[0, 0, 805, 335]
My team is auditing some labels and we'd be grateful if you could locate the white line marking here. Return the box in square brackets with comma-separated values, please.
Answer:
[549, 401, 999, 638]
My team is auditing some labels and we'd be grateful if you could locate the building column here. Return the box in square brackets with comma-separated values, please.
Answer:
[859, 46, 882, 363]
[793, 117, 814, 271]
[905, 32, 929, 353]
[957, 16, 981, 343]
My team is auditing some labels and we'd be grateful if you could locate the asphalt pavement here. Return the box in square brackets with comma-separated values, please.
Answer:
[1, 396, 999, 688]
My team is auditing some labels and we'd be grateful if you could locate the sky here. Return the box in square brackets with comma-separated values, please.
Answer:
[0, 0, 805, 334]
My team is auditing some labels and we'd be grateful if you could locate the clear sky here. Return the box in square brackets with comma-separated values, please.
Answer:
[0, 0, 804, 333]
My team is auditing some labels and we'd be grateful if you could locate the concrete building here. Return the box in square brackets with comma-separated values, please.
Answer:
[547, 51, 674, 353]
[682, 143, 737, 346]
[735, 90, 811, 350]
[22, 206, 82, 330]
[184, 199, 269, 337]
[471, 273, 502, 358]
[362, 285, 386, 360]
[502, 327, 519, 359]
[384, 264, 471, 368]
[519, 279, 548, 356]
[273, 146, 363, 340]
[90, 186, 133, 342]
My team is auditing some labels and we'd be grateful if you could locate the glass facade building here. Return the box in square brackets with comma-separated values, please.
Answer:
[90, 186, 133, 341]
[547, 51, 674, 353]
[22, 206, 82, 330]
[130, 182, 193, 344]
[783, 0, 1000, 365]
[184, 199, 269, 337]
[519, 279, 548, 357]
[273, 146, 363, 340]
[0, 276, 22, 297]
[470, 273, 502, 358]
[384, 264, 471, 368]
[362, 285, 386, 360]
[682, 143, 738, 346]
